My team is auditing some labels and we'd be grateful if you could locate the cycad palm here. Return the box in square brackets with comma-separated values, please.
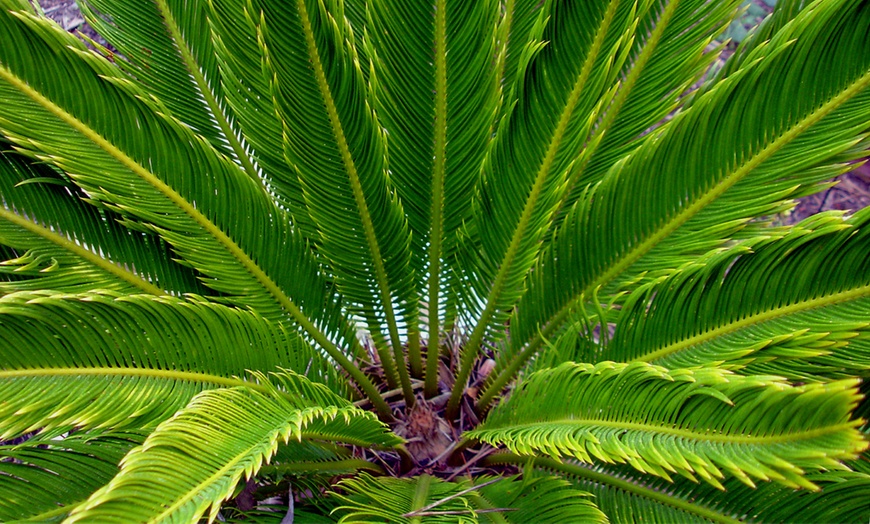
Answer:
[1, 0, 869, 521]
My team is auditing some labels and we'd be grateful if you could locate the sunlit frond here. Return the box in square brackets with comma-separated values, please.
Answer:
[66, 371, 400, 523]
[0, 291, 341, 438]
[470, 362, 866, 490]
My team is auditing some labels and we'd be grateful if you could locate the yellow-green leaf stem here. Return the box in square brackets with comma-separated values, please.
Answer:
[295, 0, 413, 407]
[424, 0, 448, 398]
[487, 454, 743, 524]
[410, 474, 433, 524]
[0, 64, 392, 419]
[0, 366, 264, 390]
[0, 207, 166, 296]
[638, 283, 870, 363]
[478, 67, 870, 413]
[153, 0, 264, 193]
[447, 0, 620, 418]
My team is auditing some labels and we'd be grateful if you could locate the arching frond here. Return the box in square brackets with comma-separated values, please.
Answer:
[77, 0, 261, 185]
[0, 151, 204, 296]
[557, 0, 742, 210]
[0, 4, 387, 406]
[599, 209, 870, 380]
[65, 371, 401, 523]
[0, 431, 143, 523]
[490, 453, 870, 524]
[330, 472, 605, 523]
[488, 0, 870, 406]
[450, 0, 640, 414]
[0, 291, 341, 439]
[228, 0, 417, 377]
[469, 362, 866, 490]
[366, 0, 499, 383]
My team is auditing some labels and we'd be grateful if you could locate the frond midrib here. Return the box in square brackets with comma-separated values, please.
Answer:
[425, 0, 448, 395]
[0, 367, 262, 391]
[487, 418, 860, 445]
[638, 282, 870, 363]
[0, 207, 165, 296]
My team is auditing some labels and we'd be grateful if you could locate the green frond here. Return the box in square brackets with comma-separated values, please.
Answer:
[598, 209, 870, 380]
[0, 291, 341, 439]
[558, 0, 742, 209]
[0, 151, 205, 296]
[491, 453, 870, 524]
[331, 472, 605, 523]
[77, 0, 261, 186]
[206, 0, 315, 234]
[237, 0, 417, 366]
[0, 5, 385, 403]
[65, 371, 401, 523]
[260, 448, 384, 509]
[450, 0, 639, 414]
[0, 431, 143, 522]
[366, 0, 500, 381]
[491, 0, 870, 401]
[470, 362, 867, 490]
[494, 0, 549, 121]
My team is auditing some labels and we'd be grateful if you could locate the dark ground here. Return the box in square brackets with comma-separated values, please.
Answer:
[28, 0, 870, 222]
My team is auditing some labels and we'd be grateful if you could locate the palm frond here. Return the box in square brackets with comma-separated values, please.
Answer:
[557, 0, 741, 210]
[493, 0, 549, 121]
[0, 151, 204, 295]
[232, 0, 417, 384]
[491, 453, 870, 524]
[65, 370, 400, 523]
[77, 0, 263, 188]
[0, 431, 143, 523]
[330, 472, 605, 523]
[597, 209, 870, 380]
[206, 0, 315, 234]
[488, 0, 870, 405]
[366, 0, 499, 384]
[0, 291, 340, 439]
[0, 4, 387, 405]
[469, 362, 866, 490]
[450, 0, 639, 414]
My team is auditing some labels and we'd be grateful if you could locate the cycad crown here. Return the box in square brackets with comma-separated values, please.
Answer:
[0, 0, 869, 522]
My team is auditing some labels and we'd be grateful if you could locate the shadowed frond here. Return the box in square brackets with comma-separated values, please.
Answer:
[0, 151, 205, 296]
[66, 370, 401, 523]
[470, 362, 866, 490]
[485, 0, 870, 407]
[491, 453, 870, 524]
[0, 291, 340, 439]
[0, 431, 143, 523]
[599, 209, 870, 380]
[331, 472, 606, 523]
[237, 0, 417, 376]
